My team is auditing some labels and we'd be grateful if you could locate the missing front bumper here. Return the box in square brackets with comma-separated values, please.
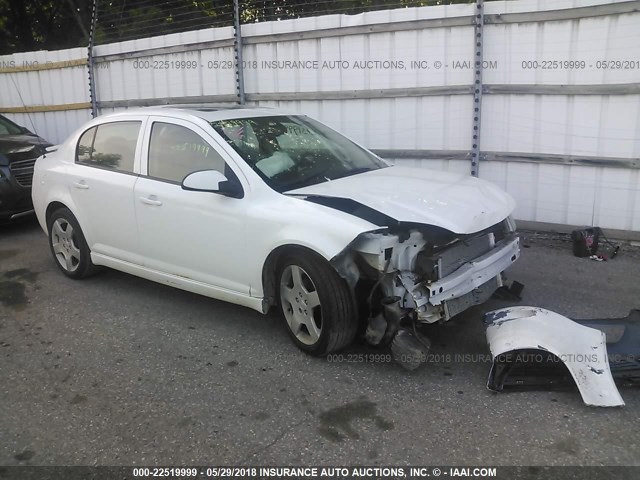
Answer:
[427, 236, 520, 306]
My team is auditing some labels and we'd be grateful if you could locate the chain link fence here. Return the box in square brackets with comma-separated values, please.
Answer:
[94, 0, 473, 45]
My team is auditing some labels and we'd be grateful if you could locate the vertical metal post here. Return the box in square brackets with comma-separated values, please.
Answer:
[87, 0, 98, 118]
[470, 0, 484, 177]
[233, 0, 246, 104]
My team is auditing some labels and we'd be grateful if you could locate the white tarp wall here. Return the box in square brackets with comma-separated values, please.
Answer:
[0, 47, 92, 143]
[1, 0, 639, 234]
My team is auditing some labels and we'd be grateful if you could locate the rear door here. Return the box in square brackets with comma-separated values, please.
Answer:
[68, 118, 145, 264]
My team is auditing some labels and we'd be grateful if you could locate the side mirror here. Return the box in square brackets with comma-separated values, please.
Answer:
[181, 170, 243, 199]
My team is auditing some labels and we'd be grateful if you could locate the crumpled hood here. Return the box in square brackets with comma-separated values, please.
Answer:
[286, 165, 516, 234]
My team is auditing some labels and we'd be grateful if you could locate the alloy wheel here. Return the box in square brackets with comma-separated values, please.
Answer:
[51, 218, 81, 273]
[280, 265, 323, 345]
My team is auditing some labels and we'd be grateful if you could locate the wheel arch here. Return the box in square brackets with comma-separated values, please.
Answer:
[45, 200, 100, 278]
[38, 184, 84, 238]
[45, 201, 70, 227]
[261, 243, 335, 311]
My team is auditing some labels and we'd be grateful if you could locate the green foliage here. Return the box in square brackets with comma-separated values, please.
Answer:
[0, 0, 474, 55]
[0, 0, 91, 54]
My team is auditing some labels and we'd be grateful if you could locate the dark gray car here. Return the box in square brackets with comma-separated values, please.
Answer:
[0, 114, 51, 222]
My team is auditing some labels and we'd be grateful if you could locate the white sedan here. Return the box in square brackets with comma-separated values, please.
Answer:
[32, 106, 519, 360]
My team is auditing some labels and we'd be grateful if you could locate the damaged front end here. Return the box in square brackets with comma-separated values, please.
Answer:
[332, 216, 520, 368]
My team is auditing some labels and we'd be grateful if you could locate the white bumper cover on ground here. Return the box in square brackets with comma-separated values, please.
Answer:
[485, 307, 625, 407]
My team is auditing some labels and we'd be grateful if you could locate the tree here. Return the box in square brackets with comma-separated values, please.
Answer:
[0, 0, 472, 55]
[0, 0, 91, 54]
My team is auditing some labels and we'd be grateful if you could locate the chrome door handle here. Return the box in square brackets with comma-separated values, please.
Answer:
[139, 196, 162, 206]
[73, 181, 89, 190]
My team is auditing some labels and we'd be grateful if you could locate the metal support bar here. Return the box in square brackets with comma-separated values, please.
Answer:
[471, 0, 484, 177]
[0, 58, 86, 73]
[372, 149, 471, 161]
[97, 95, 238, 109]
[249, 85, 472, 100]
[87, 0, 98, 118]
[0, 102, 92, 113]
[485, 0, 640, 25]
[369, 149, 640, 170]
[484, 83, 640, 95]
[479, 151, 640, 169]
[93, 39, 235, 63]
[233, 0, 245, 105]
[84, 80, 640, 112]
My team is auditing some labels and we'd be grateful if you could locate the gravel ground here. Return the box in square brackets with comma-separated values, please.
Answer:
[0, 218, 639, 467]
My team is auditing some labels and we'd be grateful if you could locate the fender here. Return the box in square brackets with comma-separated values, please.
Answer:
[32, 159, 87, 239]
[484, 307, 624, 407]
[245, 194, 380, 299]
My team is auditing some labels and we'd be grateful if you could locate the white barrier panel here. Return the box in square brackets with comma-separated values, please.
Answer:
[0, 0, 638, 233]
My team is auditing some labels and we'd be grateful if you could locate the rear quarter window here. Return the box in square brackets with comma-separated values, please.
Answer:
[76, 121, 141, 173]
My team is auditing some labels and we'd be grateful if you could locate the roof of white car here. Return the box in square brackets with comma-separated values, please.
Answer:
[99, 105, 295, 123]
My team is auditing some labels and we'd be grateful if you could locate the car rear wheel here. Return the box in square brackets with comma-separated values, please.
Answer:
[278, 252, 357, 355]
[47, 208, 98, 279]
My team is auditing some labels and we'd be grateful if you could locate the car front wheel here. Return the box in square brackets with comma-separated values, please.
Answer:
[47, 208, 98, 279]
[278, 252, 357, 355]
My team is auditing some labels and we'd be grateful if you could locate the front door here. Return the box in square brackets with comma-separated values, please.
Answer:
[133, 117, 250, 294]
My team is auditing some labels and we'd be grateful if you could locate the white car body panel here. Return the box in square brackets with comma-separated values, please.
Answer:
[287, 166, 516, 235]
[68, 167, 141, 263]
[485, 307, 625, 407]
[90, 252, 265, 312]
[134, 177, 252, 293]
[133, 116, 252, 293]
[242, 194, 379, 298]
[32, 106, 518, 323]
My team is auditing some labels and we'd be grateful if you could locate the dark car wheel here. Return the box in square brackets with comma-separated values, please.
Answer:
[47, 208, 99, 279]
[278, 251, 357, 355]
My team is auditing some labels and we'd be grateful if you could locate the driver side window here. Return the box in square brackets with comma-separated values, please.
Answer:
[148, 122, 226, 183]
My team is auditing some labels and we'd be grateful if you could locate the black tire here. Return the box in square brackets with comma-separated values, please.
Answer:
[278, 251, 357, 355]
[47, 207, 99, 279]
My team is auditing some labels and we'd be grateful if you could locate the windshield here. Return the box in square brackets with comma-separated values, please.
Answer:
[0, 115, 25, 135]
[211, 115, 387, 192]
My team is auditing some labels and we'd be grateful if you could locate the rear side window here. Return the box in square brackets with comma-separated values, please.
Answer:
[77, 127, 96, 163]
[76, 121, 141, 173]
[148, 122, 226, 183]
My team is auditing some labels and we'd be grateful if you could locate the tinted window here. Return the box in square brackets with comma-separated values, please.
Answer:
[76, 121, 141, 173]
[148, 122, 225, 183]
[77, 127, 96, 163]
